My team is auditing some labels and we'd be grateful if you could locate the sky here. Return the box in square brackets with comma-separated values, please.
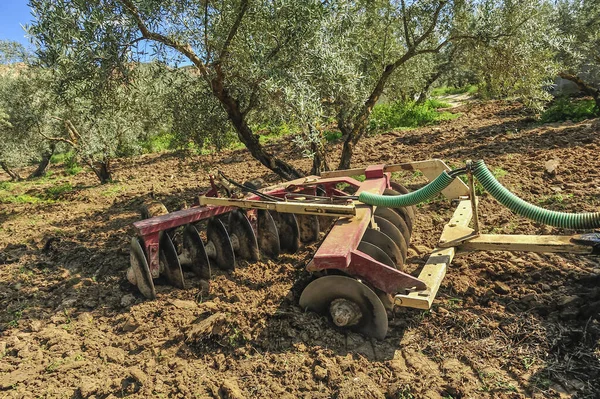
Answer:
[0, 0, 34, 47]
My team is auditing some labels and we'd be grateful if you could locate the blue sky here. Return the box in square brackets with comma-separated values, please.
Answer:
[0, 1, 34, 47]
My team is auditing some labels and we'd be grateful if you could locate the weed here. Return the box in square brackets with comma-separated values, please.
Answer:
[540, 98, 597, 123]
[432, 85, 478, 96]
[46, 182, 73, 199]
[46, 360, 62, 372]
[142, 131, 177, 153]
[101, 183, 124, 197]
[0, 181, 14, 191]
[521, 357, 535, 370]
[492, 167, 508, 179]
[369, 99, 458, 132]
[8, 310, 23, 328]
[323, 130, 342, 142]
[351, 174, 366, 182]
[0, 193, 44, 204]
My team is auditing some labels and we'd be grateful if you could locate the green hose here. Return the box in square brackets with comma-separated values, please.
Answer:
[358, 171, 456, 207]
[472, 160, 600, 229]
[357, 160, 600, 230]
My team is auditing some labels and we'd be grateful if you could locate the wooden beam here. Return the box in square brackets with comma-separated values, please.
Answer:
[459, 234, 593, 254]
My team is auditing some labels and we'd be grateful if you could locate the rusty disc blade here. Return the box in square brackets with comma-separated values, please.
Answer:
[374, 206, 411, 246]
[270, 211, 300, 253]
[182, 224, 211, 281]
[257, 209, 280, 259]
[299, 275, 388, 340]
[160, 233, 185, 289]
[358, 241, 395, 268]
[383, 188, 413, 233]
[296, 214, 320, 243]
[207, 218, 235, 270]
[389, 182, 417, 221]
[228, 209, 259, 261]
[362, 228, 403, 269]
[130, 237, 156, 299]
[373, 215, 407, 268]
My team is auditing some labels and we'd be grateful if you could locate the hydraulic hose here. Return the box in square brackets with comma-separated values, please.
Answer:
[472, 160, 600, 229]
[358, 160, 600, 230]
[358, 171, 456, 207]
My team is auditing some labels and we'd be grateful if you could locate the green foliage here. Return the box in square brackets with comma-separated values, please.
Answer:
[323, 130, 342, 142]
[369, 99, 458, 131]
[431, 85, 478, 96]
[540, 98, 597, 123]
[45, 182, 73, 199]
[142, 131, 176, 153]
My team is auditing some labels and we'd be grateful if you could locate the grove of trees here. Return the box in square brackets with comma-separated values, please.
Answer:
[0, 0, 598, 183]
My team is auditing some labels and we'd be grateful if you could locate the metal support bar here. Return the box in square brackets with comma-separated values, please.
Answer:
[458, 234, 594, 254]
[319, 159, 470, 200]
[394, 200, 473, 309]
[198, 196, 356, 217]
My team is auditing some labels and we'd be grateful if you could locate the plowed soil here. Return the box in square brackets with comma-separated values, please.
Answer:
[1, 100, 599, 399]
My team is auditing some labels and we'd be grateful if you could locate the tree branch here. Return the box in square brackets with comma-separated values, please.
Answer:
[218, 0, 249, 61]
[118, 0, 209, 76]
[412, 0, 446, 49]
[400, 0, 412, 48]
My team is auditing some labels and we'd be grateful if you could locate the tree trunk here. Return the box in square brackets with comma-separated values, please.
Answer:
[338, 63, 398, 170]
[1, 162, 22, 181]
[416, 70, 444, 104]
[211, 78, 303, 181]
[85, 157, 112, 184]
[29, 143, 56, 179]
[309, 127, 330, 176]
[558, 72, 600, 115]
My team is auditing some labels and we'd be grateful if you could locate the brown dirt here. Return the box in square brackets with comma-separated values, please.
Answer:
[1, 100, 599, 399]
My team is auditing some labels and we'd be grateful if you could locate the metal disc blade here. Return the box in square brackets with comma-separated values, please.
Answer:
[362, 228, 403, 268]
[383, 188, 413, 233]
[228, 209, 259, 261]
[270, 211, 300, 253]
[374, 206, 411, 245]
[257, 209, 280, 259]
[373, 215, 407, 267]
[299, 275, 388, 340]
[160, 233, 185, 289]
[296, 214, 320, 243]
[207, 218, 236, 270]
[130, 237, 156, 299]
[182, 224, 211, 280]
[389, 182, 417, 221]
[140, 200, 169, 219]
[358, 241, 395, 268]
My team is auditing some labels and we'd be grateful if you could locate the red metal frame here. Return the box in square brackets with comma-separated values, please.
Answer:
[132, 165, 426, 294]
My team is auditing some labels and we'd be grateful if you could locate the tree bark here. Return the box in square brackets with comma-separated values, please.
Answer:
[558, 72, 600, 115]
[84, 157, 112, 184]
[1, 162, 22, 181]
[309, 126, 330, 175]
[210, 76, 303, 180]
[29, 143, 56, 179]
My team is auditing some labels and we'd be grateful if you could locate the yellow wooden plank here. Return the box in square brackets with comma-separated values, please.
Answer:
[459, 234, 593, 254]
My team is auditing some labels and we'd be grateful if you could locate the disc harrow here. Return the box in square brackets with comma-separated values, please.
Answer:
[127, 160, 600, 339]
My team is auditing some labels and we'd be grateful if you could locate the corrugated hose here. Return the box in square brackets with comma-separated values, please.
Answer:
[358, 160, 600, 229]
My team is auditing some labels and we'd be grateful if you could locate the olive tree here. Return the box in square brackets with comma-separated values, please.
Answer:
[554, 0, 600, 113]
[28, 0, 328, 180]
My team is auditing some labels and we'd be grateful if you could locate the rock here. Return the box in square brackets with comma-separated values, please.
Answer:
[60, 298, 78, 309]
[557, 295, 581, 308]
[493, 281, 511, 295]
[129, 367, 148, 386]
[79, 379, 98, 398]
[29, 320, 43, 332]
[314, 365, 328, 381]
[101, 346, 126, 364]
[219, 379, 245, 399]
[120, 294, 136, 307]
[560, 307, 579, 320]
[0, 341, 6, 355]
[540, 283, 551, 292]
[186, 313, 228, 341]
[122, 318, 140, 332]
[170, 299, 197, 309]
[545, 159, 560, 175]
[77, 312, 93, 323]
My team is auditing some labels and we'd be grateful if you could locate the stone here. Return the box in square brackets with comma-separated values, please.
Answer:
[120, 294, 136, 307]
[170, 299, 197, 309]
[129, 367, 148, 386]
[557, 295, 580, 308]
[314, 365, 328, 381]
[29, 320, 43, 332]
[493, 281, 511, 295]
[219, 379, 244, 399]
[122, 318, 140, 332]
[101, 346, 126, 364]
[545, 159, 560, 175]
[79, 379, 98, 398]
